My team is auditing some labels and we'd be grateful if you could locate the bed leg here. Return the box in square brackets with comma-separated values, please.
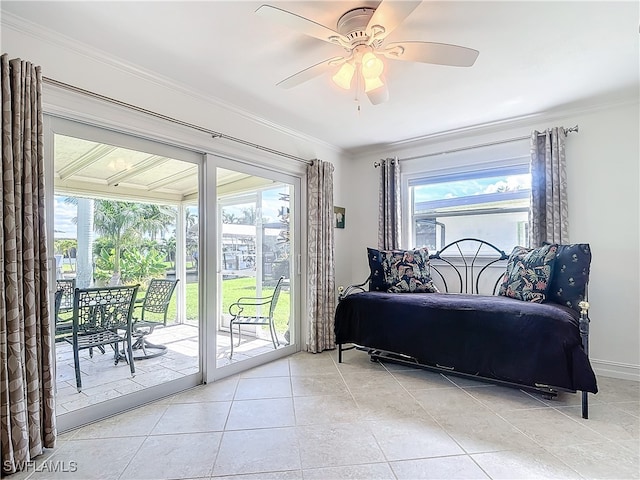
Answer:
[578, 300, 590, 420]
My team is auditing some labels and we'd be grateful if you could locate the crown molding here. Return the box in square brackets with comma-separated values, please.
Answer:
[2, 12, 342, 157]
[349, 94, 639, 159]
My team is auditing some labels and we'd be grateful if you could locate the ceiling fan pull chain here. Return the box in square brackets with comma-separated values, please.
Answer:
[354, 69, 362, 114]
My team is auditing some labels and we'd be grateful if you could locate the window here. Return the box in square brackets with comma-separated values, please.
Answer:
[407, 164, 531, 253]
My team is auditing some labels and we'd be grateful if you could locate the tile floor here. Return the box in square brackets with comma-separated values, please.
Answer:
[16, 349, 640, 479]
[55, 324, 278, 413]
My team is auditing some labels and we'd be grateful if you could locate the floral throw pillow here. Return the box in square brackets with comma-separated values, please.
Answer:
[498, 244, 557, 303]
[367, 247, 439, 293]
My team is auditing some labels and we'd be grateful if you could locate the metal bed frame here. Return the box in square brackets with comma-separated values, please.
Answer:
[337, 238, 592, 419]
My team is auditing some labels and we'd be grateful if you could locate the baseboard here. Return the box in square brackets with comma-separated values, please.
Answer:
[591, 358, 640, 382]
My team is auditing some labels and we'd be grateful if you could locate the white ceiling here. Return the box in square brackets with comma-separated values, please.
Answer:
[2, 1, 638, 154]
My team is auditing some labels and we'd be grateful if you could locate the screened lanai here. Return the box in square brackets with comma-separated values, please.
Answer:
[53, 131, 293, 414]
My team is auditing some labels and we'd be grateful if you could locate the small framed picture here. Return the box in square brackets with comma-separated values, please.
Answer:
[334, 206, 345, 229]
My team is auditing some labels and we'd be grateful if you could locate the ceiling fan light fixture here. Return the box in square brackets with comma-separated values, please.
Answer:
[365, 80, 389, 105]
[258, 1, 479, 107]
[332, 62, 356, 89]
[361, 51, 384, 79]
[364, 75, 384, 93]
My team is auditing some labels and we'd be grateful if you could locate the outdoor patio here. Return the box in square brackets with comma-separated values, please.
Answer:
[55, 323, 279, 414]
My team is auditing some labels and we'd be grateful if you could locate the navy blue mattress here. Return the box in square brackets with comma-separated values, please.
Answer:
[335, 292, 598, 393]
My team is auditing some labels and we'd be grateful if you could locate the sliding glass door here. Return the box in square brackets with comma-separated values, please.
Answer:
[214, 163, 300, 371]
[47, 118, 302, 429]
[48, 117, 203, 431]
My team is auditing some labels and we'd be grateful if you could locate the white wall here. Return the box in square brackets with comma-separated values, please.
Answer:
[343, 100, 640, 381]
[2, 22, 352, 356]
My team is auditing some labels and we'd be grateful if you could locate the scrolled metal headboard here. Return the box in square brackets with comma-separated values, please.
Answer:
[428, 238, 509, 295]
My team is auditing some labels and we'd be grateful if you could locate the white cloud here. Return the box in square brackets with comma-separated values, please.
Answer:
[54, 196, 77, 238]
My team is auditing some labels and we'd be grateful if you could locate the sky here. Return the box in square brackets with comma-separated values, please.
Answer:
[54, 196, 78, 238]
[413, 174, 531, 203]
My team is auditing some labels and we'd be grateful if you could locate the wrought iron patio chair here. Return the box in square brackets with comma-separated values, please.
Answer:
[54, 288, 64, 334]
[64, 285, 139, 392]
[55, 278, 76, 340]
[131, 278, 179, 359]
[228, 276, 285, 358]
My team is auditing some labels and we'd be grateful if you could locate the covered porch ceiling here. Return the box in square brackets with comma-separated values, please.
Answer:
[53, 134, 277, 203]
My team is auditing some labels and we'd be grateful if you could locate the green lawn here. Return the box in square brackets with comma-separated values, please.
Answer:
[160, 276, 290, 334]
[58, 275, 290, 335]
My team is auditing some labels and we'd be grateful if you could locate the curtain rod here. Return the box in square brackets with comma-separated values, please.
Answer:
[374, 125, 579, 166]
[42, 76, 313, 165]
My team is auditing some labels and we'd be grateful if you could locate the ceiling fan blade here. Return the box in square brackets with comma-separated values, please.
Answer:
[366, 0, 422, 40]
[276, 57, 345, 89]
[256, 5, 348, 45]
[383, 41, 479, 67]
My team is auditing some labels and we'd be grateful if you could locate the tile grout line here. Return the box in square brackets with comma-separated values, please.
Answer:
[208, 374, 242, 478]
[287, 357, 307, 476]
[335, 351, 490, 478]
[386, 366, 498, 479]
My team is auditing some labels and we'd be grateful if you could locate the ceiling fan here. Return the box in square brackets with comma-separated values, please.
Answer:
[255, 0, 479, 105]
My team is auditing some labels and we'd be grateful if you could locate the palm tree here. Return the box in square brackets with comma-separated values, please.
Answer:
[138, 204, 177, 241]
[64, 196, 182, 281]
[240, 207, 256, 225]
[93, 200, 142, 276]
[222, 212, 239, 224]
[185, 208, 199, 269]
[185, 207, 198, 230]
[162, 236, 177, 268]
[55, 238, 78, 272]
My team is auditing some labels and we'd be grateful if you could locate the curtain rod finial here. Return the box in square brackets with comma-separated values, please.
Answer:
[374, 158, 399, 168]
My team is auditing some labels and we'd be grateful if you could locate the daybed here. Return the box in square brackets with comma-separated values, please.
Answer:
[335, 238, 597, 419]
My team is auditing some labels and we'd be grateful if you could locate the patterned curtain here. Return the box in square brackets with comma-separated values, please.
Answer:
[529, 127, 569, 246]
[306, 159, 336, 353]
[378, 157, 401, 250]
[1, 54, 56, 475]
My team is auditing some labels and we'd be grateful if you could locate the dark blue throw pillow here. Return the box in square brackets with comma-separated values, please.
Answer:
[367, 247, 388, 291]
[546, 243, 591, 312]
